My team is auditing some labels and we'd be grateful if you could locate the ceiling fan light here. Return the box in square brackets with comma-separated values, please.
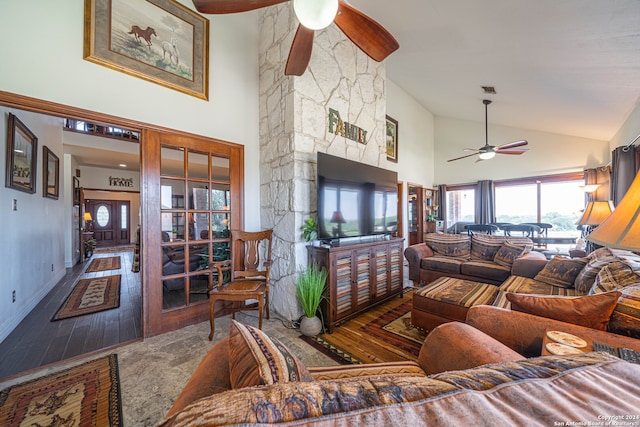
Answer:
[293, 0, 338, 30]
[478, 151, 496, 160]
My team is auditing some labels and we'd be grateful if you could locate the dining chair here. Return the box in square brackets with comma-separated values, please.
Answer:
[207, 229, 273, 340]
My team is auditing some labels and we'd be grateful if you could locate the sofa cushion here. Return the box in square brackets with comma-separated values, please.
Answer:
[160, 353, 635, 427]
[421, 256, 464, 275]
[424, 234, 471, 259]
[493, 242, 526, 268]
[470, 235, 505, 261]
[460, 261, 511, 282]
[228, 320, 312, 389]
[533, 255, 587, 288]
[505, 291, 621, 331]
[589, 260, 640, 295]
[609, 284, 640, 338]
[494, 276, 583, 308]
[574, 247, 617, 293]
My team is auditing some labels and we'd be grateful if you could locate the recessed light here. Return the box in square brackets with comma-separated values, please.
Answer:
[119, 164, 127, 168]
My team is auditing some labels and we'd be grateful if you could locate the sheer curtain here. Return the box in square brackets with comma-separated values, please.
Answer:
[611, 146, 637, 206]
[475, 180, 494, 224]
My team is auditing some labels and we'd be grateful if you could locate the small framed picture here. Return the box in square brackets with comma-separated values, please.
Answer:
[5, 113, 38, 194]
[386, 115, 398, 163]
[43, 146, 60, 199]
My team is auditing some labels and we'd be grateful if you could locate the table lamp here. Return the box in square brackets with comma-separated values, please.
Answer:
[83, 212, 93, 231]
[587, 170, 640, 251]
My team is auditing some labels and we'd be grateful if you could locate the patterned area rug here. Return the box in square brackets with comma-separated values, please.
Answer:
[52, 275, 121, 321]
[86, 256, 121, 273]
[0, 354, 122, 426]
[302, 289, 427, 364]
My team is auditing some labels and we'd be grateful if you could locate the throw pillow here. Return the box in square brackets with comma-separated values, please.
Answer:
[493, 242, 526, 268]
[505, 291, 621, 330]
[228, 320, 313, 389]
[470, 235, 504, 261]
[533, 255, 587, 289]
[573, 248, 617, 293]
[589, 261, 640, 295]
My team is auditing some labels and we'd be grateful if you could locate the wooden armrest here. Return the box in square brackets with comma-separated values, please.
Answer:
[210, 260, 232, 289]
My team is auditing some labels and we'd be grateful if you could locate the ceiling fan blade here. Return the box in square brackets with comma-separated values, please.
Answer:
[285, 25, 314, 76]
[496, 149, 529, 155]
[448, 152, 479, 162]
[496, 140, 528, 150]
[463, 148, 479, 152]
[333, 1, 399, 62]
[192, 0, 288, 14]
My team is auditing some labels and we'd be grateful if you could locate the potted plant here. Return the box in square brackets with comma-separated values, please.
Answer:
[84, 238, 97, 258]
[301, 217, 318, 244]
[296, 263, 327, 336]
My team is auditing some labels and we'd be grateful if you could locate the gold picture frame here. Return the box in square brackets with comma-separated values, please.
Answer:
[5, 113, 38, 194]
[43, 146, 60, 200]
[83, 0, 209, 100]
[386, 115, 398, 163]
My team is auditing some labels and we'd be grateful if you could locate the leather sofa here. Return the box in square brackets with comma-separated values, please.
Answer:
[404, 233, 547, 285]
[158, 309, 640, 426]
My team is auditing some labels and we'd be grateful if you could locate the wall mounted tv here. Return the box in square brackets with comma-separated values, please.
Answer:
[317, 152, 398, 240]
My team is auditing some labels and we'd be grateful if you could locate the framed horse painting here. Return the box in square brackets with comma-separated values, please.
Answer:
[83, 0, 209, 100]
[5, 113, 38, 194]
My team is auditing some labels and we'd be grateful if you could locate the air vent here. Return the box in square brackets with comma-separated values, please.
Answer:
[482, 86, 496, 94]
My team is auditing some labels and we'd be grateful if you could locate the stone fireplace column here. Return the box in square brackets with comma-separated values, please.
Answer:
[259, 5, 388, 321]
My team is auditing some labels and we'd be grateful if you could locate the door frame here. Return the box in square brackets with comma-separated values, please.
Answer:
[0, 90, 246, 338]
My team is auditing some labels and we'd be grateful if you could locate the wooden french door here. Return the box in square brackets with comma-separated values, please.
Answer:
[86, 199, 130, 247]
[142, 129, 244, 337]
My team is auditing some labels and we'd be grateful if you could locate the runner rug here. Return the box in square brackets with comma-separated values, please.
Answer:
[86, 256, 121, 273]
[0, 354, 122, 426]
[302, 289, 427, 364]
[52, 275, 121, 321]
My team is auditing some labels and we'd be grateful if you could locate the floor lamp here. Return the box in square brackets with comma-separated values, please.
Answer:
[587, 170, 640, 252]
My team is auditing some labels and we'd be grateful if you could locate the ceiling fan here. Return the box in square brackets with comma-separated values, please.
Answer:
[448, 99, 529, 163]
[191, 0, 399, 76]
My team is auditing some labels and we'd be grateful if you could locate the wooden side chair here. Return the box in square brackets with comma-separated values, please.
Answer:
[208, 229, 273, 340]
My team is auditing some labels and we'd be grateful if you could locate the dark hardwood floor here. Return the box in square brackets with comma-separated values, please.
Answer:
[0, 250, 142, 381]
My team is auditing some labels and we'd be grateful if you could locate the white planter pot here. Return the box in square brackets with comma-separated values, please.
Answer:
[299, 316, 323, 337]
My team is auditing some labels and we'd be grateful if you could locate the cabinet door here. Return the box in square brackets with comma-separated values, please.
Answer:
[373, 246, 390, 300]
[389, 243, 404, 293]
[353, 248, 372, 310]
[332, 251, 354, 320]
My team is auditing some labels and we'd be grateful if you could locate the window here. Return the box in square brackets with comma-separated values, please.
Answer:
[445, 186, 475, 231]
[495, 173, 584, 238]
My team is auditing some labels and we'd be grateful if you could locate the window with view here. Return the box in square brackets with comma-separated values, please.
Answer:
[445, 187, 475, 232]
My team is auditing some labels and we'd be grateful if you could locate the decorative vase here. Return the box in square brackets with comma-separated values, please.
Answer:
[300, 315, 322, 337]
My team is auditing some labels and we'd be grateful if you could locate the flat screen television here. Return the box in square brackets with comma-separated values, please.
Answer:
[317, 152, 398, 240]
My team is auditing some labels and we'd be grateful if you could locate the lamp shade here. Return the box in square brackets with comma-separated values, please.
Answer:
[587, 170, 640, 251]
[83, 212, 93, 221]
[293, 0, 338, 30]
[330, 210, 345, 224]
[577, 200, 613, 226]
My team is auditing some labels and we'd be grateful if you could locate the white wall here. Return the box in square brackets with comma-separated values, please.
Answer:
[609, 96, 640, 151]
[386, 80, 435, 242]
[0, 108, 67, 341]
[434, 116, 611, 185]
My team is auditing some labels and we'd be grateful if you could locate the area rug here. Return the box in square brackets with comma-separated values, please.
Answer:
[303, 289, 427, 364]
[86, 256, 121, 273]
[52, 275, 121, 321]
[0, 354, 122, 426]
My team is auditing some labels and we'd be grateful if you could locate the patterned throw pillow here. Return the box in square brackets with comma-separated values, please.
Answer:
[425, 234, 471, 259]
[506, 291, 621, 330]
[470, 235, 504, 261]
[228, 320, 312, 389]
[589, 261, 640, 295]
[573, 248, 617, 293]
[609, 284, 640, 338]
[493, 242, 526, 268]
[533, 255, 587, 288]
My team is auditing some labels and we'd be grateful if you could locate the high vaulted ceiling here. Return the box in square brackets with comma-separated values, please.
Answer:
[349, 0, 640, 141]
